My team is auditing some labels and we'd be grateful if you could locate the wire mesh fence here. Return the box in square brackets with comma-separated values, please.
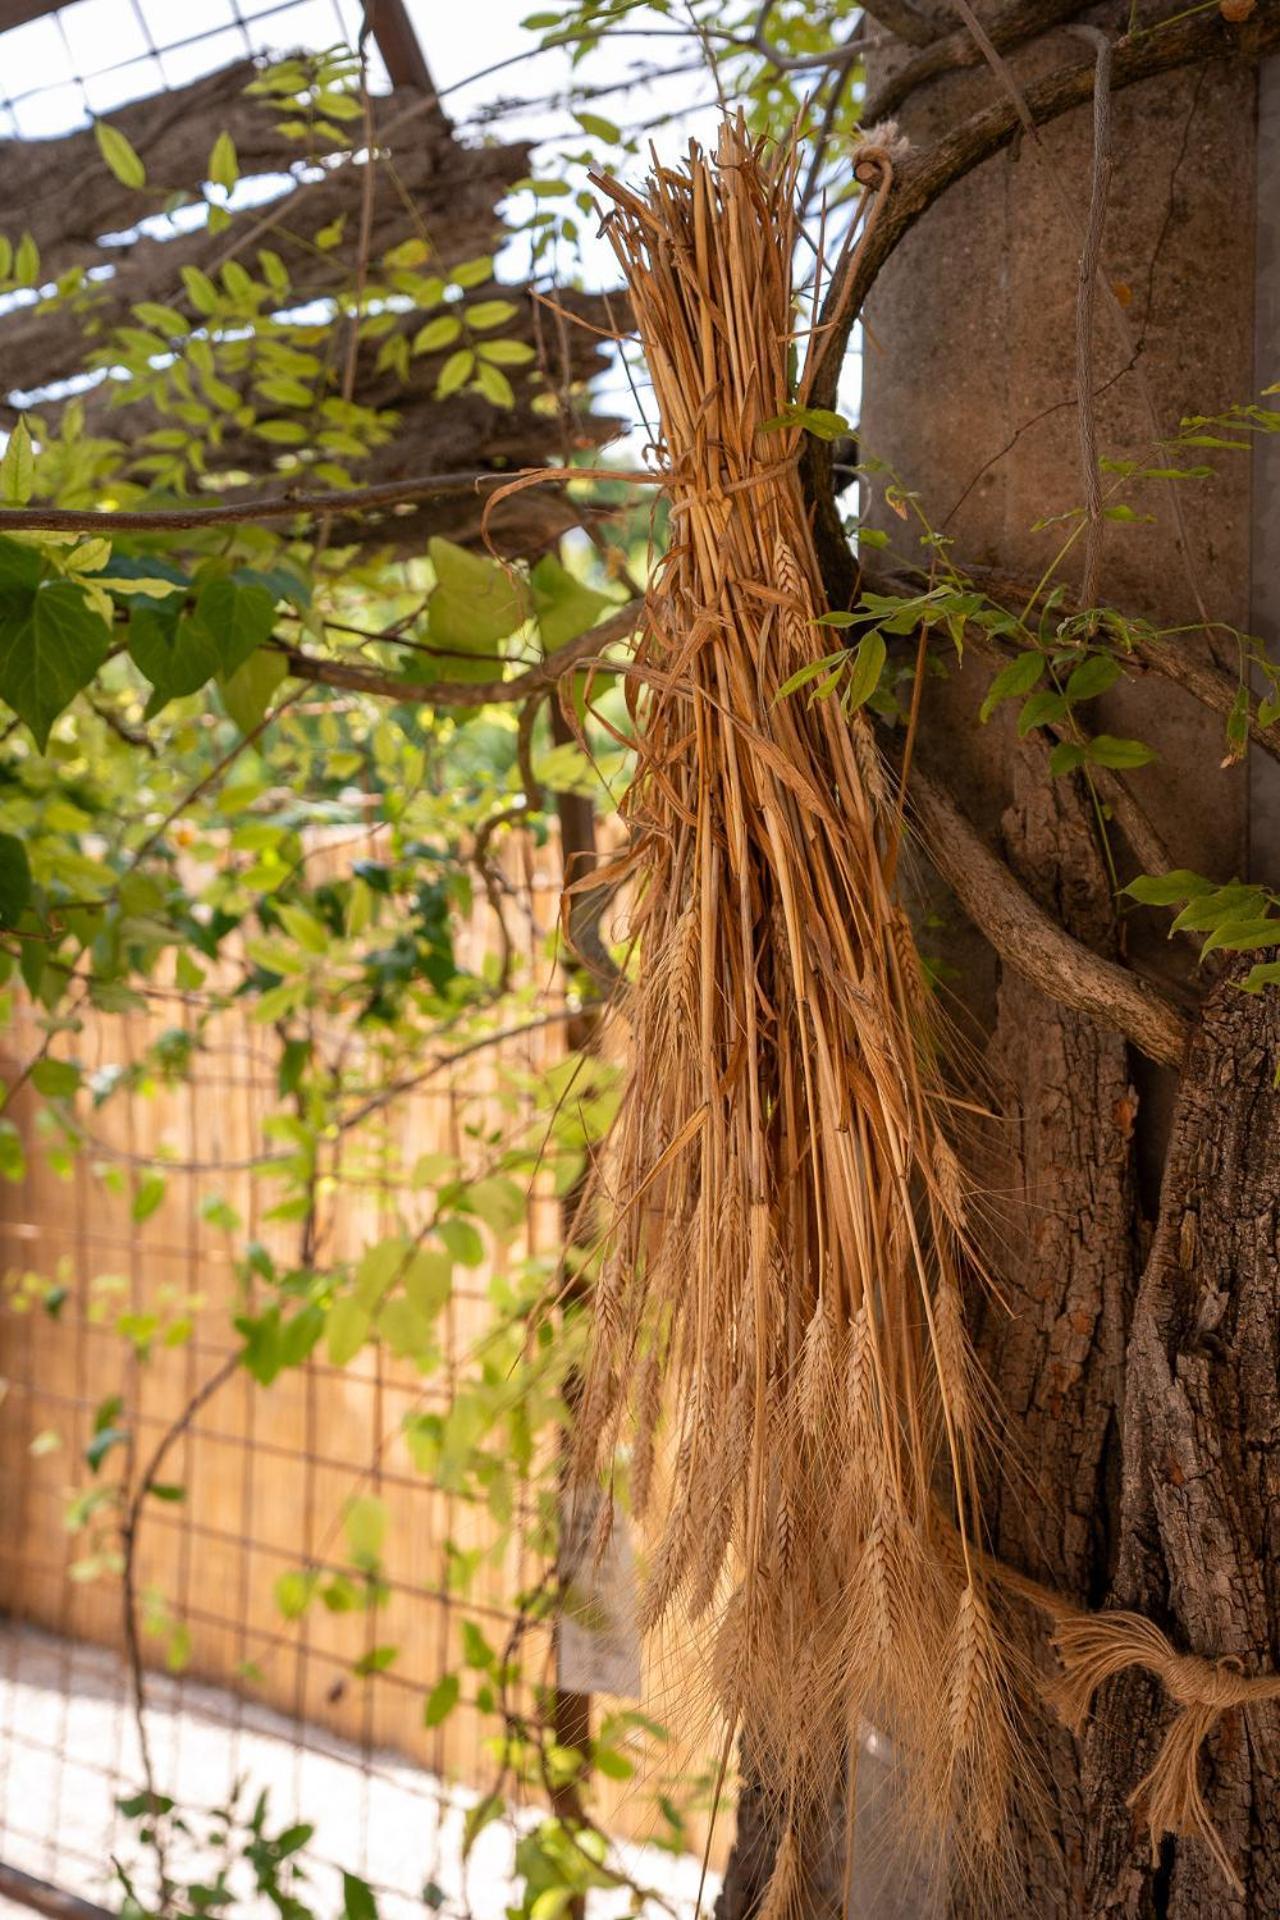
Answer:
[0, 830, 570, 1916]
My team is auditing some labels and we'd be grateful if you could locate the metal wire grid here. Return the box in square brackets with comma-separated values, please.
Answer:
[0, 0, 387, 140]
[0, 840, 564, 1917]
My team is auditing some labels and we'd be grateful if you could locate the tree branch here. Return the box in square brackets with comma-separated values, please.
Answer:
[805, 5, 1279, 601]
[0, 468, 651, 536]
[860, 0, 953, 48]
[910, 763, 1191, 1066]
[1088, 765, 1176, 879]
[864, 0, 1084, 123]
[277, 599, 641, 710]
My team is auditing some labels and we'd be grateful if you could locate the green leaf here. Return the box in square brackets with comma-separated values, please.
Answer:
[461, 1619, 494, 1669]
[180, 265, 219, 314]
[0, 1119, 25, 1182]
[376, 1296, 434, 1363]
[129, 605, 221, 712]
[1240, 960, 1280, 994]
[759, 404, 848, 440]
[844, 632, 886, 713]
[355, 1236, 408, 1309]
[86, 1424, 128, 1473]
[1048, 740, 1086, 777]
[0, 832, 32, 928]
[474, 361, 515, 408]
[436, 348, 475, 398]
[411, 315, 462, 355]
[274, 1570, 316, 1620]
[353, 1645, 398, 1676]
[1085, 734, 1157, 770]
[175, 951, 205, 991]
[1201, 916, 1280, 956]
[0, 419, 35, 506]
[438, 1217, 484, 1266]
[196, 577, 278, 677]
[1017, 689, 1068, 735]
[1225, 682, 1250, 755]
[462, 1794, 501, 1860]
[255, 376, 312, 408]
[1065, 653, 1121, 702]
[775, 649, 846, 701]
[208, 130, 239, 190]
[529, 1893, 573, 1920]
[425, 537, 530, 680]
[466, 300, 519, 331]
[423, 1671, 460, 1727]
[530, 554, 613, 650]
[326, 1296, 370, 1367]
[321, 1574, 362, 1613]
[1172, 882, 1266, 934]
[342, 1873, 378, 1920]
[0, 578, 110, 749]
[95, 121, 146, 189]
[464, 1175, 526, 1236]
[979, 650, 1043, 723]
[383, 236, 430, 269]
[219, 648, 287, 733]
[32, 1059, 80, 1098]
[478, 338, 535, 366]
[450, 257, 494, 290]
[276, 903, 327, 954]
[404, 1249, 451, 1319]
[574, 111, 621, 142]
[1122, 869, 1212, 907]
[14, 233, 39, 288]
[0, 537, 40, 595]
[345, 1495, 386, 1569]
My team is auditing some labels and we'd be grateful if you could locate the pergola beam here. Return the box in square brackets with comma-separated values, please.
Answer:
[361, 0, 434, 90]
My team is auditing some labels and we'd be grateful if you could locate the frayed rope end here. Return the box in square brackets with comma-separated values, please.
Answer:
[1046, 1608, 1280, 1895]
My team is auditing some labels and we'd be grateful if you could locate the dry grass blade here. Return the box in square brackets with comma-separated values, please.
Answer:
[572, 117, 1014, 1889]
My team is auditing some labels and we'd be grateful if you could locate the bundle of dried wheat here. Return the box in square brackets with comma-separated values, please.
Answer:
[573, 121, 1014, 1904]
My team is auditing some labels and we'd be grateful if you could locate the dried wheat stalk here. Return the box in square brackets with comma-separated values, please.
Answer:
[574, 121, 1014, 1896]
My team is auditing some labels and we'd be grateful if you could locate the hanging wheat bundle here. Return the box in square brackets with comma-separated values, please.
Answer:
[573, 120, 1015, 1897]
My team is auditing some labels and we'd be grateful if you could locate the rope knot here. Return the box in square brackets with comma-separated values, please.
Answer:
[1047, 1609, 1280, 1894]
[1164, 1648, 1240, 1709]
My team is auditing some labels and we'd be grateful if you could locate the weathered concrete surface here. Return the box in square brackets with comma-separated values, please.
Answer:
[862, 38, 1257, 882]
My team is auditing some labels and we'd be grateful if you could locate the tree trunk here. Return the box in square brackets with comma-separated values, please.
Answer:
[853, 14, 1271, 1918]
[1083, 962, 1280, 1917]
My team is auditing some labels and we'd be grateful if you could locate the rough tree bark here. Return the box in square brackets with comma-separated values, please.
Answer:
[1083, 964, 1280, 1918]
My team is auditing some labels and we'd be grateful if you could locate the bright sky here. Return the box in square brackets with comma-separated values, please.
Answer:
[0, 1, 715, 157]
